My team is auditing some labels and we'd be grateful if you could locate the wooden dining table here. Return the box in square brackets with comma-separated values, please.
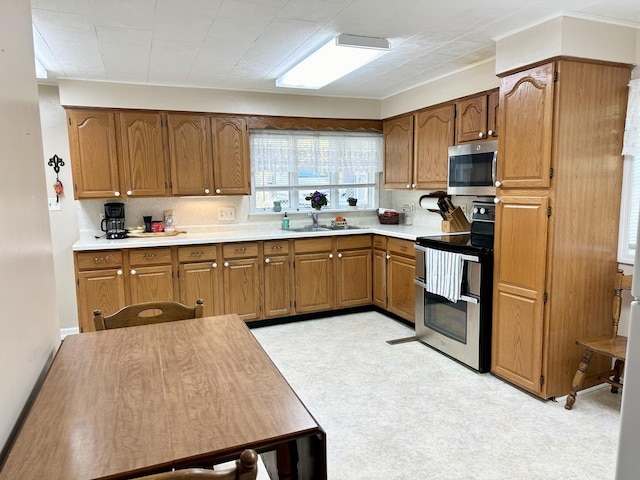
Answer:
[0, 314, 326, 480]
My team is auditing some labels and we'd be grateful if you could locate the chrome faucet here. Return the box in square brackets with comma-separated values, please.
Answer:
[310, 211, 319, 227]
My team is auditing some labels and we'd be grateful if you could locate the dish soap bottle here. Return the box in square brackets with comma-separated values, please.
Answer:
[282, 212, 289, 230]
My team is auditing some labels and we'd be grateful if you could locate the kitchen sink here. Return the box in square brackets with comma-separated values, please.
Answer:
[289, 225, 362, 232]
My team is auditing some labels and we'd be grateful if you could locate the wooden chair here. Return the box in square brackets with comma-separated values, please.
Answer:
[564, 269, 632, 410]
[93, 299, 204, 331]
[132, 449, 258, 480]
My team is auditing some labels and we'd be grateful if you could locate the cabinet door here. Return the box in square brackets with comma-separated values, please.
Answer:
[498, 62, 555, 189]
[383, 115, 414, 189]
[263, 255, 292, 318]
[179, 262, 223, 317]
[336, 249, 372, 308]
[372, 249, 387, 309]
[387, 254, 415, 322]
[414, 105, 455, 189]
[119, 111, 169, 197]
[295, 253, 334, 313]
[67, 109, 121, 199]
[167, 113, 213, 196]
[491, 195, 549, 394]
[456, 95, 488, 143]
[211, 116, 251, 195]
[77, 269, 126, 333]
[129, 265, 174, 304]
[223, 258, 261, 321]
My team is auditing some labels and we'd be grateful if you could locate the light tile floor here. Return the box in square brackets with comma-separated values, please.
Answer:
[251, 311, 621, 480]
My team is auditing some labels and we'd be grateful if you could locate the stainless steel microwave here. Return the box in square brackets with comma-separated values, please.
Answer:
[447, 140, 498, 196]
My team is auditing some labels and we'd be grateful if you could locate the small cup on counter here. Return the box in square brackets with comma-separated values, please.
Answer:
[143, 216, 152, 232]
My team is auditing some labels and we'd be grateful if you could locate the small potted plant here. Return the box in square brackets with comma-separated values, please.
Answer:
[306, 191, 328, 210]
[347, 197, 358, 207]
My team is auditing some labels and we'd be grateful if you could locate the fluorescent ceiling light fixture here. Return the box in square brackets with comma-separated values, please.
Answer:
[276, 34, 390, 90]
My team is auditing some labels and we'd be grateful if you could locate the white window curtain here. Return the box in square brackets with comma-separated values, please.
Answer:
[620, 78, 640, 263]
[251, 129, 383, 178]
[250, 129, 383, 212]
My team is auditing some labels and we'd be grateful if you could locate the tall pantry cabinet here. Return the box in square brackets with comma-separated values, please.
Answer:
[491, 58, 631, 398]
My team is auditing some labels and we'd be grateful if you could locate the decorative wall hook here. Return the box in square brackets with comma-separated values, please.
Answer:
[48, 154, 65, 203]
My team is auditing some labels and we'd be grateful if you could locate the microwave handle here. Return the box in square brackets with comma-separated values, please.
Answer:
[492, 150, 497, 186]
[414, 244, 479, 263]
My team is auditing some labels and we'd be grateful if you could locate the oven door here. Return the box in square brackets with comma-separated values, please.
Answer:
[414, 256, 483, 371]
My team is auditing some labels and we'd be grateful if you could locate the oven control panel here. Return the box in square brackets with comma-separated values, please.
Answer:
[471, 202, 495, 223]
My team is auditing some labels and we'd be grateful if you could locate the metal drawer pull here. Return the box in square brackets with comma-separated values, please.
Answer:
[93, 255, 110, 262]
[144, 254, 156, 258]
[190, 251, 205, 256]
[235, 247, 247, 253]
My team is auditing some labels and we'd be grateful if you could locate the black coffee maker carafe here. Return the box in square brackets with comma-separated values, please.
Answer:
[101, 202, 126, 239]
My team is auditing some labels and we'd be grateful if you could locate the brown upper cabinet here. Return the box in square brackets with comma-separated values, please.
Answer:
[383, 104, 454, 190]
[67, 109, 121, 199]
[119, 111, 170, 197]
[455, 90, 499, 144]
[67, 108, 251, 199]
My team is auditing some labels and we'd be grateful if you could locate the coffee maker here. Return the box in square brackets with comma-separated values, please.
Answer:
[101, 202, 126, 239]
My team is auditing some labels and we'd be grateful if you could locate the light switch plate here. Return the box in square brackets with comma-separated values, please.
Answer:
[48, 198, 61, 211]
[218, 206, 236, 221]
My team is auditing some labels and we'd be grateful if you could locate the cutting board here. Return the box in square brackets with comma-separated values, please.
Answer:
[127, 230, 187, 238]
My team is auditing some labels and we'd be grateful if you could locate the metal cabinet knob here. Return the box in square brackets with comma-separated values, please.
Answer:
[126, 190, 133, 196]
[204, 189, 210, 194]
[117, 269, 123, 275]
[212, 262, 218, 268]
[488, 129, 494, 136]
[386, 255, 391, 260]
[265, 258, 271, 264]
[223, 261, 229, 267]
[478, 132, 484, 138]
[406, 184, 411, 189]
[411, 183, 416, 189]
[338, 253, 343, 258]
[114, 191, 121, 197]
[216, 189, 221, 194]
[495, 180, 502, 187]
[130, 269, 137, 275]
[494, 197, 501, 204]
[328, 253, 333, 259]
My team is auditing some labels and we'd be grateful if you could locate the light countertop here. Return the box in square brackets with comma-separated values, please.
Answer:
[73, 223, 449, 251]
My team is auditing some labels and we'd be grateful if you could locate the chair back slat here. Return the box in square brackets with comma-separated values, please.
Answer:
[94, 299, 204, 331]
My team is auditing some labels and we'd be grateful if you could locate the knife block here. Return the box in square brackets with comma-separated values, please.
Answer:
[441, 207, 471, 233]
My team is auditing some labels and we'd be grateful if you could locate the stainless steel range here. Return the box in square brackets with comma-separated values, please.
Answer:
[414, 201, 495, 372]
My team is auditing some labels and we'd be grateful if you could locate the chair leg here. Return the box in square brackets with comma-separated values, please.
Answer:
[565, 349, 593, 410]
[611, 359, 624, 394]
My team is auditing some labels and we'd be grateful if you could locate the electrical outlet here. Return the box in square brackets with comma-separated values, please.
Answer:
[48, 198, 61, 211]
[218, 206, 236, 221]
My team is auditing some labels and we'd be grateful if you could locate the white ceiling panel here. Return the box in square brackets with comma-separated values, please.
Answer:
[32, 0, 640, 99]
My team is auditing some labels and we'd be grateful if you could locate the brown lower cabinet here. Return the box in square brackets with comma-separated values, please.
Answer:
[74, 233, 409, 332]
[372, 235, 416, 323]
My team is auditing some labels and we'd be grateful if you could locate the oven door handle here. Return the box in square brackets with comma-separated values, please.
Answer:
[414, 244, 479, 263]
[414, 279, 480, 304]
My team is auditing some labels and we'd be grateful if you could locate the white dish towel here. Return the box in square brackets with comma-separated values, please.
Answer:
[424, 247, 464, 302]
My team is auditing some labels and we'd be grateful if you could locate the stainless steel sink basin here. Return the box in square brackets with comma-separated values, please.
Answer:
[289, 224, 362, 232]
[320, 224, 362, 230]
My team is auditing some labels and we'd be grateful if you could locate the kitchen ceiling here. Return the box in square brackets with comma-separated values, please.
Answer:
[31, 0, 640, 99]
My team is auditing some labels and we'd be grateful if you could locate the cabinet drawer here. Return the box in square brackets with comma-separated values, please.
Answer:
[178, 245, 218, 263]
[294, 237, 333, 254]
[336, 234, 372, 251]
[129, 247, 172, 266]
[388, 237, 415, 257]
[372, 235, 387, 250]
[264, 240, 289, 255]
[76, 251, 123, 270]
[223, 242, 259, 259]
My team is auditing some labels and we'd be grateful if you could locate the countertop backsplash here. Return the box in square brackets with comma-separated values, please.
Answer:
[76, 191, 463, 238]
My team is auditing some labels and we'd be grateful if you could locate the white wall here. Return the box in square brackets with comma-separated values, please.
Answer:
[0, 0, 60, 452]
